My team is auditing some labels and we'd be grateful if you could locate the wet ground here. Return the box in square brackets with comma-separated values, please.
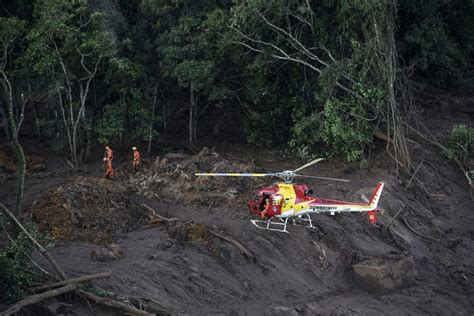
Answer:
[1, 105, 473, 314]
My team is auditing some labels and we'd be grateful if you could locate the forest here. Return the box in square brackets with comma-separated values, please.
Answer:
[1, 0, 473, 314]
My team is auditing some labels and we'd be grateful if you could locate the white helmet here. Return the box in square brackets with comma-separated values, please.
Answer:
[132, 147, 137, 150]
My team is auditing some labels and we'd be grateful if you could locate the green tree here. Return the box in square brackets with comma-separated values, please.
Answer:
[27, 0, 116, 168]
[230, 0, 407, 165]
[0, 17, 27, 216]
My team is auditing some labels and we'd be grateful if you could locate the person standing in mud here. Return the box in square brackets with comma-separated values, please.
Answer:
[132, 146, 140, 171]
[104, 157, 114, 179]
[104, 145, 114, 179]
[105, 145, 113, 163]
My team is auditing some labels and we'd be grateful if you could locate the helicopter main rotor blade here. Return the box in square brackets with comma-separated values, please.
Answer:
[294, 174, 350, 182]
[195, 173, 275, 177]
[293, 157, 325, 173]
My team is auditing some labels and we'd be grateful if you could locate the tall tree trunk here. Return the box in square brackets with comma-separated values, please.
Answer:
[162, 91, 168, 136]
[32, 101, 42, 139]
[84, 127, 91, 162]
[0, 105, 11, 143]
[56, 85, 74, 166]
[189, 84, 196, 145]
[192, 94, 197, 144]
[147, 86, 158, 155]
[1, 72, 26, 216]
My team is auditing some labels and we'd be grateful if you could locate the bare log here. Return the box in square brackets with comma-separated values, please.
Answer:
[143, 204, 173, 225]
[208, 229, 256, 262]
[1, 284, 78, 316]
[405, 159, 424, 189]
[79, 290, 152, 315]
[374, 128, 393, 143]
[33, 271, 112, 292]
[386, 207, 405, 230]
[465, 171, 473, 201]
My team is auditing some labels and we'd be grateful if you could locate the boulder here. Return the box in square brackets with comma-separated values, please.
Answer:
[90, 243, 124, 262]
[352, 255, 416, 290]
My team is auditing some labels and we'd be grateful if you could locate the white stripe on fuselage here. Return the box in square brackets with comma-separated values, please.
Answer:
[277, 204, 373, 218]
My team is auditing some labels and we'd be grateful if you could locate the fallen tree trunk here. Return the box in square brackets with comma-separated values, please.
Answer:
[1, 284, 78, 316]
[0, 202, 68, 280]
[79, 290, 153, 315]
[0, 202, 150, 314]
[33, 271, 112, 292]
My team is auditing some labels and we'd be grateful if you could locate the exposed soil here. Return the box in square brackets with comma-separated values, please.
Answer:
[1, 104, 473, 315]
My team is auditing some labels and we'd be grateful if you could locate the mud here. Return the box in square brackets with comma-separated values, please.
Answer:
[2, 123, 474, 314]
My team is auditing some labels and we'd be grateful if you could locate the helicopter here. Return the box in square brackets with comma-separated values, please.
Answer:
[195, 158, 384, 233]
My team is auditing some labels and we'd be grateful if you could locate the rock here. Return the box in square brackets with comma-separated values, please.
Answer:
[90, 244, 124, 262]
[168, 223, 187, 242]
[157, 239, 176, 250]
[272, 306, 299, 316]
[352, 255, 416, 290]
[147, 254, 160, 260]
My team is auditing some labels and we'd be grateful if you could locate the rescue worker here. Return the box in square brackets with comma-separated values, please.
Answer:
[260, 198, 271, 219]
[132, 146, 140, 171]
[104, 145, 113, 162]
[104, 157, 114, 179]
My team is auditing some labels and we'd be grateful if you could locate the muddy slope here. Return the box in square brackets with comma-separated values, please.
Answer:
[35, 147, 473, 315]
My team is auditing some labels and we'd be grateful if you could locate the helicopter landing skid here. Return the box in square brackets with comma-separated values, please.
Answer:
[250, 214, 316, 233]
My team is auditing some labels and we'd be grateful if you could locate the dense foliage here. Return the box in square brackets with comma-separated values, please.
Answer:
[0, 0, 473, 162]
[0, 229, 33, 302]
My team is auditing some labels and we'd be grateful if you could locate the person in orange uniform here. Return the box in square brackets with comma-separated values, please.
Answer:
[104, 145, 114, 179]
[104, 157, 114, 179]
[132, 146, 140, 171]
[105, 145, 113, 162]
[260, 198, 271, 219]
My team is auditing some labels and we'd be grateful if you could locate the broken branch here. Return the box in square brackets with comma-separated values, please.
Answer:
[0, 202, 68, 280]
[33, 271, 112, 292]
[386, 206, 405, 230]
[2, 284, 78, 316]
[79, 290, 152, 315]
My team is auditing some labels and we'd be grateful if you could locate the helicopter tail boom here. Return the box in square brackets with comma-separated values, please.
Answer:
[368, 182, 384, 209]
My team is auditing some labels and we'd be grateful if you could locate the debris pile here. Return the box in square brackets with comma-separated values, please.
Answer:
[32, 176, 146, 243]
[128, 147, 263, 205]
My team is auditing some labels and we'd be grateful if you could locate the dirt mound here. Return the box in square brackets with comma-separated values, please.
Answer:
[128, 147, 264, 205]
[32, 176, 146, 243]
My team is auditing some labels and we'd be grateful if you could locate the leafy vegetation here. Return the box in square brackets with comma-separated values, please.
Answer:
[444, 125, 474, 173]
[0, 0, 473, 161]
[0, 229, 33, 302]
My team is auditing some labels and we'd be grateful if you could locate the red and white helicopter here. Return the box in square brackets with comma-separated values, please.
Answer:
[196, 158, 384, 233]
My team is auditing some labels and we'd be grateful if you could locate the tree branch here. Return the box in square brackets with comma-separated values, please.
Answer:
[0, 202, 68, 280]
[33, 271, 112, 292]
[2, 284, 79, 316]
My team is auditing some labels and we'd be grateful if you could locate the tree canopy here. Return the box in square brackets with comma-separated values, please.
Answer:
[0, 0, 472, 164]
